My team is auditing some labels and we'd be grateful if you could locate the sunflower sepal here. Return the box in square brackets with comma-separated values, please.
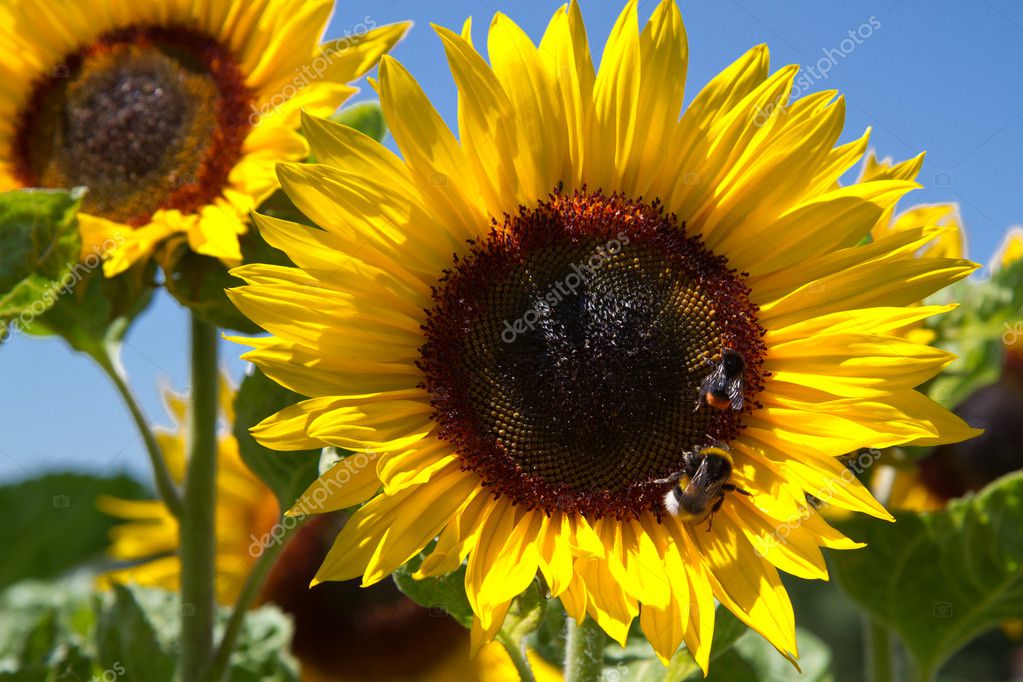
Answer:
[162, 202, 300, 334]
[497, 577, 548, 648]
[830, 470, 1023, 681]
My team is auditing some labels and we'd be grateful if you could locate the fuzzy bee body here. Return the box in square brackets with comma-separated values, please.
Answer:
[696, 348, 746, 412]
[658, 446, 751, 528]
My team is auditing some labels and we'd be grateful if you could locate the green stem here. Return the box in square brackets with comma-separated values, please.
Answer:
[866, 616, 895, 682]
[202, 515, 305, 682]
[496, 633, 537, 682]
[96, 348, 183, 518]
[564, 616, 607, 682]
[180, 315, 220, 681]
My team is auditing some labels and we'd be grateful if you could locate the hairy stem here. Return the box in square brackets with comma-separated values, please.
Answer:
[565, 616, 607, 682]
[202, 515, 304, 682]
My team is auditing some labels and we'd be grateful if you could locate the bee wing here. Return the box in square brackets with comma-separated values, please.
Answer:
[700, 363, 725, 393]
[681, 457, 718, 512]
[727, 379, 744, 411]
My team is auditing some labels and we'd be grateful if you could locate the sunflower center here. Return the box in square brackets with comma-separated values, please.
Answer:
[12, 25, 252, 226]
[420, 190, 766, 519]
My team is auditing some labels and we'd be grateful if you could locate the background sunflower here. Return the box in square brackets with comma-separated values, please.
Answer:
[0, 0, 408, 274]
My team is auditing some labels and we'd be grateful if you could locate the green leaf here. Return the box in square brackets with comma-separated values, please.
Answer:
[831, 471, 1023, 680]
[0, 188, 85, 338]
[0, 580, 298, 681]
[26, 261, 155, 359]
[328, 101, 386, 142]
[233, 368, 321, 510]
[926, 255, 1023, 408]
[556, 604, 751, 682]
[702, 629, 832, 682]
[530, 598, 567, 669]
[659, 607, 749, 681]
[392, 550, 473, 629]
[223, 604, 299, 682]
[95, 584, 177, 681]
[0, 472, 148, 589]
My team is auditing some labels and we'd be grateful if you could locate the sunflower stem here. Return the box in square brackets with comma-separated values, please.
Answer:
[565, 616, 607, 682]
[866, 616, 895, 682]
[180, 315, 220, 681]
[202, 515, 305, 682]
[497, 633, 537, 682]
[95, 345, 183, 518]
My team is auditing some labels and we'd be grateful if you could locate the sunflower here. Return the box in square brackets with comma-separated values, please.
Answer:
[0, 0, 407, 275]
[99, 379, 278, 603]
[879, 227, 1023, 514]
[99, 384, 557, 680]
[229, 0, 979, 669]
[857, 151, 966, 346]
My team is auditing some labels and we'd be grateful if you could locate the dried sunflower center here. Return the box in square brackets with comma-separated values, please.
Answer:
[421, 190, 766, 519]
[12, 26, 252, 226]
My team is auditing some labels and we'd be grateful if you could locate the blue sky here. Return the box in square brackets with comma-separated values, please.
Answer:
[2, 0, 1021, 484]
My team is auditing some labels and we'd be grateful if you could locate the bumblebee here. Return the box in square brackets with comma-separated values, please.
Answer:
[696, 348, 746, 412]
[656, 445, 751, 528]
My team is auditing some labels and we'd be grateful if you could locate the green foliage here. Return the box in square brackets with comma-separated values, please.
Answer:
[702, 629, 832, 682]
[95, 584, 177, 680]
[161, 220, 293, 334]
[222, 606, 300, 682]
[0, 472, 148, 589]
[0, 578, 98, 681]
[328, 101, 386, 142]
[392, 549, 474, 628]
[233, 368, 321, 511]
[0, 580, 298, 681]
[831, 471, 1023, 680]
[27, 261, 156, 359]
[927, 256, 1023, 408]
[529, 599, 752, 681]
[500, 578, 548, 648]
[0, 188, 85, 339]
